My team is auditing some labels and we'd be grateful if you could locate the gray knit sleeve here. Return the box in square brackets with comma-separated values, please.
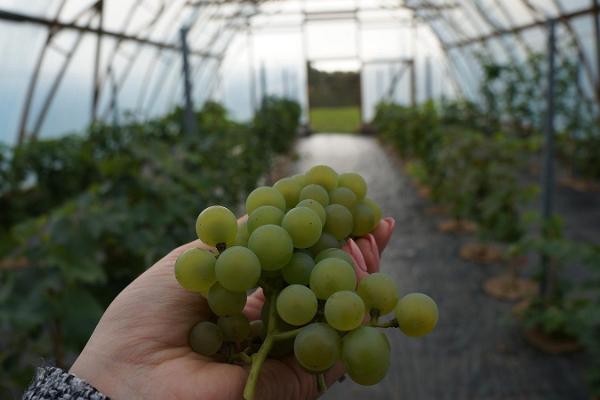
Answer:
[23, 367, 109, 400]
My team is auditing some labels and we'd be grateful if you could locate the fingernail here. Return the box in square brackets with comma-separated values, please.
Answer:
[348, 239, 367, 271]
[366, 234, 380, 273]
[384, 217, 396, 232]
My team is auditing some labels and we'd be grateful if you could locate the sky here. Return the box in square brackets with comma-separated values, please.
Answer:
[0, 0, 452, 145]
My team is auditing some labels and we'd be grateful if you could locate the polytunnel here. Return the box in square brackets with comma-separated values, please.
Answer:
[1, 1, 600, 399]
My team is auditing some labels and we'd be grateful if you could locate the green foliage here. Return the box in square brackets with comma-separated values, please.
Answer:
[477, 46, 600, 179]
[307, 65, 361, 108]
[438, 98, 489, 132]
[521, 296, 585, 339]
[0, 98, 300, 396]
[513, 224, 600, 396]
[373, 101, 441, 162]
[373, 101, 537, 242]
[252, 96, 301, 155]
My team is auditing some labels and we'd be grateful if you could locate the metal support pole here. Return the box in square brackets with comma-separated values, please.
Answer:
[247, 22, 257, 113]
[355, 0, 363, 125]
[302, 0, 310, 125]
[540, 19, 557, 298]
[425, 55, 432, 100]
[290, 70, 298, 101]
[260, 61, 267, 105]
[572, 63, 583, 177]
[410, 60, 416, 107]
[110, 70, 119, 129]
[282, 69, 288, 98]
[180, 26, 197, 136]
[376, 69, 384, 101]
[91, 0, 104, 123]
[411, 16, 417, 106]
[594, 0, 600, 102]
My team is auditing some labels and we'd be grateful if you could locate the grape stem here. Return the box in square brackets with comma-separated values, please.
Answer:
[317, 373, 327, 393]
[234, 352, 252, 364]
[243, 334, 274, 400]
[369, 318, 399, 329]
[271, 327, 303, 341]
[244, 289, 276, 400]
[216, 242, 227, 253]
[243, 288, 305, 400]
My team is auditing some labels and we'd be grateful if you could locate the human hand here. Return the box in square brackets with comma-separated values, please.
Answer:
[343, 217, 396, 280]
[70, 218, 395, 400]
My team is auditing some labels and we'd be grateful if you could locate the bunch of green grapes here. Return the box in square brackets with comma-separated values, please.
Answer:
[174, 165, 439, 399]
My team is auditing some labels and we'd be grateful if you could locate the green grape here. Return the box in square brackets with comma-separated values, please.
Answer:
[217, 314, 250, 343]
[276, 284, 318, 326]
[189, 321, 223, 356]
[281, 207, 322, 248]
[324, 204, 354, 240]
[363, 198, 382, 228]
[292, 173, 307, 187]
[329, 187, 358, 209]
[338, 172, 367, 199]
[247, 225, 294, 271]
[294, 323, 341, 372]
[247, 205, 284, 234]
[296, 199, 326, 224]
[351, 202, 376, 237]
[234, 220, 250, 246]
[324, 290, 365, 331]
[175, 248, 216, 293]
[207, 283, 247, 316]
[315, 248, 354, 266]
[261, 298, 297, 335]
[309, 258, 356, 299]
[274, 177, 302, 209]
[282, 252, 315, 285]
[299, 184, 330, 207]
[195, 206, 237, 247]
[305, 165, 338, 191]
[395, 293, 438, 337]
[246, 186, 286, 214]
[341, 326, 390, 385]
[249, 319, 265, 339]
[215, 246, 261, 292]
[309, 232, 341, 256]
[356, 273, 398, 315]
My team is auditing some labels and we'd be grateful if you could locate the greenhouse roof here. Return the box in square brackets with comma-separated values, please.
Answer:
[0, 0, 598, 144]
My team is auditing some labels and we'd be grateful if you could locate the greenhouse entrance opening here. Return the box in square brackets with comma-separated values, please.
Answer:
[307, 59, 362, 133]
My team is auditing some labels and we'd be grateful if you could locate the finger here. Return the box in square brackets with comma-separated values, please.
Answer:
[354, 234, 381, 274]
[372, 217, 395, 255]
[244, 288, 265, 321]
[254, 357, 345, 400]
[342, 239, 369, 281]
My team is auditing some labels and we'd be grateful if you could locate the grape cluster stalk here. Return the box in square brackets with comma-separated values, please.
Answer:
[174, 165, 439, 399]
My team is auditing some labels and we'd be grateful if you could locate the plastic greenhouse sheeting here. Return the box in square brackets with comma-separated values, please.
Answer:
[0, 0, 598, 144]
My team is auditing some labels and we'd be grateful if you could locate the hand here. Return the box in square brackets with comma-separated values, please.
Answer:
[344, 217, 396, 280]
[70, 218, 395, 400]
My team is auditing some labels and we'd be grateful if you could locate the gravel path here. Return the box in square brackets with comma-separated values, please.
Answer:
[292, 133, 589, 400]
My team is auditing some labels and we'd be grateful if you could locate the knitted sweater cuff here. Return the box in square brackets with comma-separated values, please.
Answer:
[23, 366, 109, 400]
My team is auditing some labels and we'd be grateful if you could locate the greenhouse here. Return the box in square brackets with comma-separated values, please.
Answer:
[1, 0, 599, 399]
